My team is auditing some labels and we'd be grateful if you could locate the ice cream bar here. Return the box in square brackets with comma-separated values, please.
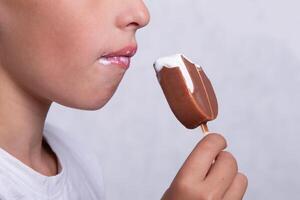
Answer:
[153, 54, 218, 132]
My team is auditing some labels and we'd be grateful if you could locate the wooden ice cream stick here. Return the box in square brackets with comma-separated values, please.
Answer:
[200, 123, 209, 134]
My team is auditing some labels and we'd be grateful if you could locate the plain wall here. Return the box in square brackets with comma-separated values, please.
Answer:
[47, 0, 300, 199]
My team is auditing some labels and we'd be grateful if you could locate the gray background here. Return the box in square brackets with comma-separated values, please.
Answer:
[47, 0, 300, 199]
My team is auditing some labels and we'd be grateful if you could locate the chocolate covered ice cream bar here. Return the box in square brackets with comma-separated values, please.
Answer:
[153, 54, 218, 133]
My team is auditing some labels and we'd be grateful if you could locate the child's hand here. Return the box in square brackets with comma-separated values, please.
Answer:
[162, 133, 248, 200]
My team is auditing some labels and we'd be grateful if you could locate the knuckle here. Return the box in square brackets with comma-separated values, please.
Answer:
[201, 133, 227, 150]
[237, 172, 248, 188]
[218, 151, 238, 171]
[173, 177, 196, 194]
[175, 183, 222, 200]
[197, 190, 221, 200]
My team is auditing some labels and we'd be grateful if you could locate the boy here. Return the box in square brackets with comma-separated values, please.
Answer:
[0, 0, 247, 199]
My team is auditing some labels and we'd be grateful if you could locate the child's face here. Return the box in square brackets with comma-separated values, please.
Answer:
[0, 0, 150, 110]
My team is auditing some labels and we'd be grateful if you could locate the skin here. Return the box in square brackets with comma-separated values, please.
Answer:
[162, 134, 248, 200]
[0, 1, 247, 199]
[0, 0, 150, 175]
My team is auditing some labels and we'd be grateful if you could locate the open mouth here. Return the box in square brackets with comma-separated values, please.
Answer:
[98, 45, 137, 70]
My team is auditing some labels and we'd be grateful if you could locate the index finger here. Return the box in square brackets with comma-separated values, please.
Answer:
[175, 133, 227, 182]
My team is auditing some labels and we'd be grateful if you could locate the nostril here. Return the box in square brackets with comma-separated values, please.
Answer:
[116, 3, 150, 30]
[127, 22, 140, 28]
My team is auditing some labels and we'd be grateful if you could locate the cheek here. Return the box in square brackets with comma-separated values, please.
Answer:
[0, 1, 123, 110]
[3, 0, 108, 73]
[46, 64, 126, 110]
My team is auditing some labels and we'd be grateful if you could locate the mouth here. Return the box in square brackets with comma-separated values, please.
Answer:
[98, 45, 138, 70]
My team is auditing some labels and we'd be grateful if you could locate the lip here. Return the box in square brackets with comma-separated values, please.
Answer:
[103, 45, 138, 57]
[98, 45, 138, 70]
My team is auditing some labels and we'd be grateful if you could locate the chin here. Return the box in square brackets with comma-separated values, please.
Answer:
[71, 92, 115, 110]
[85, 96, 112, 110]
[71, 86, 119, 110]
[62, 97, 110, 111]
[53, 76, 122, 110]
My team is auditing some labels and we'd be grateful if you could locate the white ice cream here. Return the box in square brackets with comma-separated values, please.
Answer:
[153, 54, 200, 92]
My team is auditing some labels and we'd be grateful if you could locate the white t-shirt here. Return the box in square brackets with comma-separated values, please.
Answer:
[0, 123, 105, 200]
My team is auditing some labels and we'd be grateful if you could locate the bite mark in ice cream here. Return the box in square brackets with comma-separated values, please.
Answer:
[154, 54, 200, 93]
[153, 54, 218, 132]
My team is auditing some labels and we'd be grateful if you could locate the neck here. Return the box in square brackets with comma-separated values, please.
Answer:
[0, 67, 54, 173]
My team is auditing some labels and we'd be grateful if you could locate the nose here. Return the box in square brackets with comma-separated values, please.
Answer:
[116, 0, 150, 31]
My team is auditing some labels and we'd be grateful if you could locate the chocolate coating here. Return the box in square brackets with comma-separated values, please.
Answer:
[155, 56, 218, 129]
